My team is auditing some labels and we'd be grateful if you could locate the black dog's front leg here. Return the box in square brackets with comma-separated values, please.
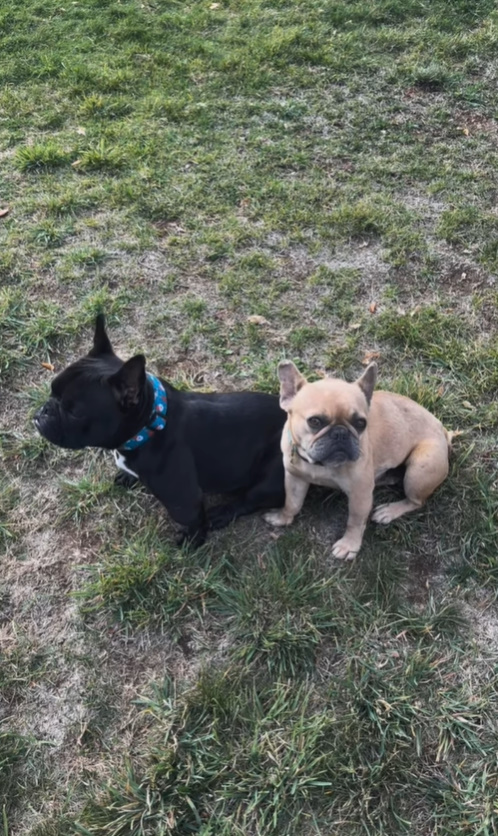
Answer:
[175, 510, 208, 550]
[144, 446, 207, 549]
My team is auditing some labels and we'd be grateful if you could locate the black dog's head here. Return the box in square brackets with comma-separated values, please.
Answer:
[34, 315, 152, 450]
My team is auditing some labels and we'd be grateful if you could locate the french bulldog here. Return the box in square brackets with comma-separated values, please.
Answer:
[264, 361, 451, 559]
[35, 315, 285, 548]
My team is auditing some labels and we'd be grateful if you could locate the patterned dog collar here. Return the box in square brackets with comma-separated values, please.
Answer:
[120, 373, 167, 451]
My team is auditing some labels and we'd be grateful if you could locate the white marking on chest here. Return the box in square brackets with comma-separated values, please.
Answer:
[288, 459, 345, 489]
[113, 450, 139, 478]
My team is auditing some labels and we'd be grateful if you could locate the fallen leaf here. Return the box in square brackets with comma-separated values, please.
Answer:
[247, 315, 269, 325]
[361, 350, 380, 366]
[349, 322, 361, 330]
[460, 126, 469, 136]
[71, 159, 81, 168]
[369, 301, 377, 313]
[437, 385, 444, 396]
[209, 2, 220, 7]
[76, 126, 86, 136]
[462, 401, 473, 410]
[41, 362, 55, 372]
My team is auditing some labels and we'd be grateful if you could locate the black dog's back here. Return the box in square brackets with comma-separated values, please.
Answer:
[175, 390, 286, 494]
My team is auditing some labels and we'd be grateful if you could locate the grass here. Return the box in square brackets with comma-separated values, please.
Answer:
[73, 636, 498, 835]
[78, 523, 229, 633]
[1, 0, 498, 833]
[15, 143, 71, 173]
[0, 725, 32, 822]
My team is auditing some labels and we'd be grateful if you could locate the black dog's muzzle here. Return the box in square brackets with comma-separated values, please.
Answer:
[34, 399, 62, 443]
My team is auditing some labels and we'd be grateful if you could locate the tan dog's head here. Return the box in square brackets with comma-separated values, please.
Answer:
[277, 361, 377, 466]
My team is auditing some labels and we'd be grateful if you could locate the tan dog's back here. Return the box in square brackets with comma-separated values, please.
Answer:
[369, 391, 449, 475]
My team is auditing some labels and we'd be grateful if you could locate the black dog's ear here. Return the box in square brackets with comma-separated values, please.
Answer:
[108, 355, 146, 408]
[89, 314, 114, 357]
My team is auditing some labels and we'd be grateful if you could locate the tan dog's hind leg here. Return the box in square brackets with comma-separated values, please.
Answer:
[264, 471, 310, 527]
[332, 482, 374, 560]
[372, 438, 449, 525]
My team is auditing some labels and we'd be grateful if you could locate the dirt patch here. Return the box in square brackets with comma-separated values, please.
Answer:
[454, 109, 498, 138]
[438, 260, 495, 294]
[462, 593, 498, 655]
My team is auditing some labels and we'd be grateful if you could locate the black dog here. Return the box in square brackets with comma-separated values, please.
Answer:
[35, 315, 285, 547]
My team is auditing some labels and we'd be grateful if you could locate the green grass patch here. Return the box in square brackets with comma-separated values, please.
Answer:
[0, 481, 19, 545]
[74, 637, 498, 835]
[0, 630, 51, 704]
[220, 544, 336, 677]
[15, 143, 71, 172]
[59, 476, 117, 524]
[77, 525, 230, 633]
[74, 142, 125, 174]
[0, 725, 32, 821]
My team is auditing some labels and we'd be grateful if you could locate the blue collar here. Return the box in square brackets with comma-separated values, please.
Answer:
[120, 374, 168, 451]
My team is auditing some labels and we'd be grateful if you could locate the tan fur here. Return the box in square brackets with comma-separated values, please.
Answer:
[264, 363, 450, 560]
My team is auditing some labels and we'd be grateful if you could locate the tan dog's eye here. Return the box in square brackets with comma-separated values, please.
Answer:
[307, 416, 324, 431]
[352, 416, 367, 432]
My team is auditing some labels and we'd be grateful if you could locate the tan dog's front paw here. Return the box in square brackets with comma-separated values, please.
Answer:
[372, 504, 394, 524]
[372, 499, 420, 525]
[332, 535, 362, 561]
[264, 510, 294, 527]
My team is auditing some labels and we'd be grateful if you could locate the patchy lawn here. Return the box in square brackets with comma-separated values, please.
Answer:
[1, 0, 498, 833]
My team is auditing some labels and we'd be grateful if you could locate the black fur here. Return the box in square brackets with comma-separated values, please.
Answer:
[35, 316, 285, 548]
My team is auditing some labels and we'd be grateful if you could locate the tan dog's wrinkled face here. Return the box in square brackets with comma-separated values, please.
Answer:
[278, 361, 377, 466]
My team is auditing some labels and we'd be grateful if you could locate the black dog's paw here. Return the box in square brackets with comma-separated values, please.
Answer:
[176, 527, 207, 550]
[114, 471, 139, 489]
[207, 504, 237, 531]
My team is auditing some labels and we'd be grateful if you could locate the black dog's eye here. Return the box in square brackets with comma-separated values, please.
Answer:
[307, 416, 324, 431]
[63, 400, 78, 417]
[352, 415, 367, 432]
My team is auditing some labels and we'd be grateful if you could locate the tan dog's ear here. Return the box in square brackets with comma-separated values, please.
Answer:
[278, 361, 307, 411]
[356, 362, 377, 405]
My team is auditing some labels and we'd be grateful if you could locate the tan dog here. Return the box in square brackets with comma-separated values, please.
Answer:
[264, 361, 451, 559]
